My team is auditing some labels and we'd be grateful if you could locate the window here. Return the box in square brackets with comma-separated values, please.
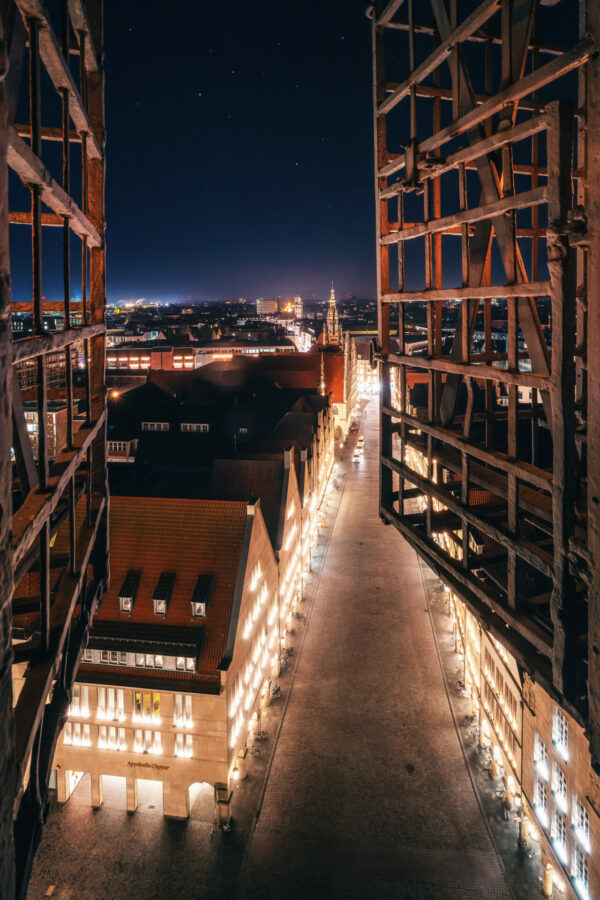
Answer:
[534, 732, 548, 780]
[119, 652, 128, 665]
[174, 694, 193, 728]
[551, 808, 568, 865]
[175, 733, 193, 758]
[145, 654, 154, 668]
[534, 777, 548, 828]
[186, 657, 195, 672]
[573, 795, 590, 853]
[155, 655, 163, 668]
[120, 596, 132, 613]
[133, 691, 160, 723]
[116, 689, 125, 720]
[191, 601, 205, 618]
[83, 649, 93, 662]
[552, 763, 568, 813]
[181, 423, 210, 433]
[100, 650, 109, 663]
[572, 845, 589, 898]
[176, 657, 185, 670]
[69, 684, 89, 717]
[110, 651, 118, 664]
[141, 421, 170, 432]
[153, 731, 162, 755]
[239, 426, 248, 434]
[553, 706, 569, 762]
[63, 722, 72, 744]
[144, 730, 152, 753]
[154, 598, 166, 615]
[134, 729, 143, 753]
[136, 653, 145, 667]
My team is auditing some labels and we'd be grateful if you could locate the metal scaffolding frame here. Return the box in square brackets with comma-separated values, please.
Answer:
[371, 0, 600, 758]
[0, 1, 107, 896]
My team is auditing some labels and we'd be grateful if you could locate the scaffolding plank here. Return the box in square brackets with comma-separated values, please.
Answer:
[383, 280, 551, 302]
[381, 186, 547, 243]
[7, 127, 101, 246]
[12, 323, 104, 365]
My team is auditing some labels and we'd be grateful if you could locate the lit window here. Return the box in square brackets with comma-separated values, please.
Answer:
[155, 655, 163, 668]
[186, 657, 195, 672]
[134, 730, 143, 753]
[191, 601, 205, 617]
[110, 651, 118, 664]
[119, 652, 128, 665]
[175, 733, 193, 757]
[553, 706, 569, 762]
[83, 649, 93, 662]
[572, 845, 589, 898]
[552, 763, 568, 813]
[145, 654, 154, 668]
[136, 653, 145, 667]
[174, 694, 193, 728]
[534, 777, 548, 828]
[120, 596, 132, 613]
[63, 722, 72, 744]
[551, 808, 568, 865]
[100, 650, 109, 664]
[97, 687, 106, 717]
[144, 730, 152, 753]
[153, 731, 162, 754]
[573, 795, 590, 853]
[176, 657, 185, 670]
[154, 598, 166, 615]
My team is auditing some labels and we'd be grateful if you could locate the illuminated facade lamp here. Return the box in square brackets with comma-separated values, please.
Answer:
[232, 764, 240, 782]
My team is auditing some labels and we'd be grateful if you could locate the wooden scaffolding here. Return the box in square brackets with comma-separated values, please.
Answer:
[371, 0, 600, 760]
[0, 1, 107, 896]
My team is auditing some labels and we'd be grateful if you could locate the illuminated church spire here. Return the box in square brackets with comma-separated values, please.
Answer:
[326, 281, 340, 345]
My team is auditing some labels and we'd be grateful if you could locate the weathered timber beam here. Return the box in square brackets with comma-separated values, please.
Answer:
[377, 0, 406, 26]
[382, 281, 551, 302]
[383, 402, 552, 491]
[381, 501, 553, 654]
[387, 351, 549, 389]
[379, 0, 501, 115]
[12, 409, 106, 569]
[384, 17, 563, 54]
[418, 36, 593, 157]
[67, 0, 99, 72]
[10, 211, 62, 226]
[14, 0, 101, 158]
[12, 323, 104, 365]
[14, 123, 80, 143]
[382, 454, 552, 576]
[381, 186, 547, 243]
[7, 127, 101, 246]
[380, 115, 549, 187]
[13, 498, 105, 776]
[400, 431, 553, 525]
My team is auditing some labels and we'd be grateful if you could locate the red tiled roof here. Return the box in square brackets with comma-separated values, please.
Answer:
[95, 496, 249, 687]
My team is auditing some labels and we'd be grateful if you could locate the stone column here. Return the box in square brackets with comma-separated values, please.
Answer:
[91, 773, 103, 808]
[56, 770, 72, 804]
[542, 861, 554, 898]
[126, 776, 138, 813]
[163, 782, 189, 819]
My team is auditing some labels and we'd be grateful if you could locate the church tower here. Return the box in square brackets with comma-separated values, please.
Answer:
[326, 283, 340, 345]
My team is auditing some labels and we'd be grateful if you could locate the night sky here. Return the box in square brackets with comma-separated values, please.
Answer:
[102, 1, 375, 303]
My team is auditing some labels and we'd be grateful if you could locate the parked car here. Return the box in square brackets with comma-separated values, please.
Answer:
[352, 450, 360, 462]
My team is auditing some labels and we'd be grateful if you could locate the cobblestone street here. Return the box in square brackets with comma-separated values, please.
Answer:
[29, 397, 514, 899]
[237, 398, 512, 899]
